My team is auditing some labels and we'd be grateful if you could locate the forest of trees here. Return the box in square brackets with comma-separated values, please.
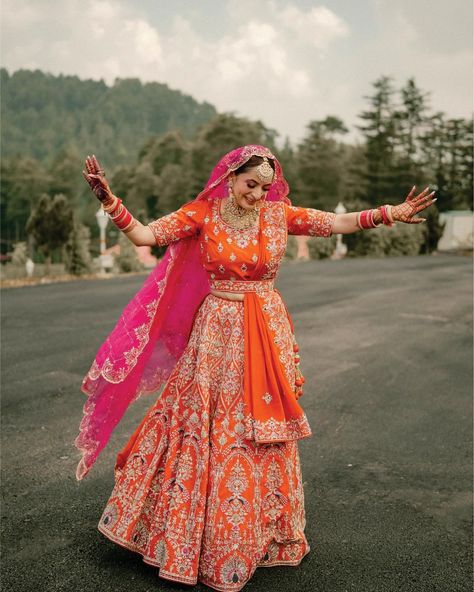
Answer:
[1, 68, 217, 166]
[1, 69, 472, 267]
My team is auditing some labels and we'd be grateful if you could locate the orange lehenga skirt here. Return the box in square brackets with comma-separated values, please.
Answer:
[98, 293, 310, 592]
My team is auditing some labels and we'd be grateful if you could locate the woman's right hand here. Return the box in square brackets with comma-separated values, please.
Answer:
[82, 155, 114, 205]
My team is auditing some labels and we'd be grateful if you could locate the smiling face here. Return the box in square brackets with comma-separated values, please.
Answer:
[229, 168, 274, 210]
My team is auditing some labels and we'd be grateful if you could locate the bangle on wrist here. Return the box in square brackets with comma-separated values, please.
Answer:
[122, 218, 138, 233]
[370, 209, 383, 227]
[102, 195, 121, 213]
[386, 205, 394, 223]
[378, 205, 394, 227]
[104, 198, 137, 232]
[110, 204, 126, 222]
[358, 209, 382, 229]
[112, 209, 133, 231]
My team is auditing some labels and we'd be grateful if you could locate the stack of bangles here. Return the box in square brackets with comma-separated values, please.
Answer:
[356, 205, 394, 230]
[101, 195, 138, 233]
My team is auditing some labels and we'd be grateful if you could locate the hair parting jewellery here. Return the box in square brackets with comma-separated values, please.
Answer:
[255, 157, 274, 183]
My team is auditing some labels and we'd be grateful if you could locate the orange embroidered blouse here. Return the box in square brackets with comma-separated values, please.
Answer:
[148, 199, 336, 287]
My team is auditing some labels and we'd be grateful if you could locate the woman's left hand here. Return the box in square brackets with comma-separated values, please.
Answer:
[391, 186, 437, 224]
[83, 155, 114, 205]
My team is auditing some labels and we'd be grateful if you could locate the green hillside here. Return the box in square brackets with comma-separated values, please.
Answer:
[1, 68, 217, 166]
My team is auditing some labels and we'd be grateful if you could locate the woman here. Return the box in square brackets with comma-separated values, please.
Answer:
[76, 145, 435, 591]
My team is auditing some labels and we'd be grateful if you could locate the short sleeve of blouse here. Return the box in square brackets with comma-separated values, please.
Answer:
[284, 203, 336, 238]
[147, 200, 208, 246]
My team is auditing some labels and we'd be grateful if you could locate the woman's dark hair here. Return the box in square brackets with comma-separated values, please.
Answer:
[235, 155, 275, 176]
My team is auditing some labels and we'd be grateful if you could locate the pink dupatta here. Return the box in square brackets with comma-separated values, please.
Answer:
[75, 145, 290, 480]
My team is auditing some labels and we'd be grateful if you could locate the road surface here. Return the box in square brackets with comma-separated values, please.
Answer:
[1, 254, 472, 592]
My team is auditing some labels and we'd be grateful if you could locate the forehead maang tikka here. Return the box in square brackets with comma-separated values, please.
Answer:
[255, 157, 274, 183]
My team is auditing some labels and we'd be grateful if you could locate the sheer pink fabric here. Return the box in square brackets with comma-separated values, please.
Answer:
[75, 145, 290, 480]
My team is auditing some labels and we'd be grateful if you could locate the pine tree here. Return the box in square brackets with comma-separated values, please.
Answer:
[445, 118, 473, 210]
[294, 116, 348, 209]
[392, 78, 430, 195]
[138, 131, 192, 216]
[358, 76, 398, 203]
[421, 113, 473, 211]
[64, 216, 92, 275]
[1, 156, 50, 246]
[26, 193, 73, 274]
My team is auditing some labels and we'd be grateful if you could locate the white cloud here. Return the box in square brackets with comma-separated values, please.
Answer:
[0, 0, 351, 141]
[1, 0, 471, 146]
[1, 0, 165, 82]
[156, 2, 348, 140]
[278, 5, 349, 49]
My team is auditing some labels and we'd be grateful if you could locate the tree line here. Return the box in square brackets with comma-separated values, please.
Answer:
[1, 71, 472, 270]
[1, 68, 217, 166]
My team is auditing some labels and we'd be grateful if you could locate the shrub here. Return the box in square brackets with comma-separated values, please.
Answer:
[420, 204, 445, 254]
[343, 223, 424, 257]
[64, 219, 93, 275]
[11, 242, 28, 266]
[307, 235, 337, 259]
[116, 233, 144, 273]
[284, 235, 298, 260]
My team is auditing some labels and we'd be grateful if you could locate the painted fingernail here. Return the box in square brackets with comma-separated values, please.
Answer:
[432, 198, 437, 202]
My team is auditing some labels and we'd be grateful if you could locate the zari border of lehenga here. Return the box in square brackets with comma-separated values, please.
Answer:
[98, 522, 311, 592]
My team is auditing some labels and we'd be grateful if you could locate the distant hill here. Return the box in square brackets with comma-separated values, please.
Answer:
[1, 68, 217, 165]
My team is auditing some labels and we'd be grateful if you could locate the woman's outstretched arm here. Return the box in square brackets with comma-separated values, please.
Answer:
[83, 155, 205, 247]
[83, 154, 156, 246]
[332, 186, 436, 234]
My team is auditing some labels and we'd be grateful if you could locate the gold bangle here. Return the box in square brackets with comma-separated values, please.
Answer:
[372, 208, 383, 227]
[109, 203, 124, 219]
[386, 205, 394, 223]
[102, 195, 120, 213]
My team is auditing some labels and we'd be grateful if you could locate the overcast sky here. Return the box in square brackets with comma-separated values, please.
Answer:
[2, 0, 472, 145]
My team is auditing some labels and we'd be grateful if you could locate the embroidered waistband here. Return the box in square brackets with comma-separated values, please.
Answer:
[209, 279, 274, 293]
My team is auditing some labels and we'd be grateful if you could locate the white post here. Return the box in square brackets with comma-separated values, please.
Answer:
[95, 208, 109, 273]
[333, 201, 348, 259]
[25, 258, 35, 278]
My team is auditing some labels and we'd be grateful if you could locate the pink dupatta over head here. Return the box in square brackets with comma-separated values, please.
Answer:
[75, 145, 291, 480]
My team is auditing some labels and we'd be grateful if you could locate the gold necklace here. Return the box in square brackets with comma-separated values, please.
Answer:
[221, 193, 260, 231]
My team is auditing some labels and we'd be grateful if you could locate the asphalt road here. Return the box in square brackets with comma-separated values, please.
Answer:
[1, 254, 472, 592]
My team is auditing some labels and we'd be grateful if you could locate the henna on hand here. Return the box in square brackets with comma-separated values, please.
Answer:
[82, 154, 114, 204]
[392, 186, 437, 224]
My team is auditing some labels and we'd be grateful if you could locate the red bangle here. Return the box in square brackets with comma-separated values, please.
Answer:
[114, 211, 133, 231]
[106, 200, 135, 231]
[368, 209, 375, 227]
[111, 206, 127, 224]
[379, 205, 393, 227]
[359, 209, 380, 229]
[359, 210, 369, 228]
